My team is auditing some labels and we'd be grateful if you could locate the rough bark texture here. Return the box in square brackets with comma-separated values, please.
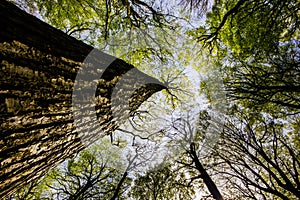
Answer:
[0, 1, 166, 198]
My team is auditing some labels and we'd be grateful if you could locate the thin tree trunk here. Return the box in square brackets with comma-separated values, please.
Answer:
[0, 1, 165, 198]
[190, 143, 224, 200]
[110, 171, 128, 200]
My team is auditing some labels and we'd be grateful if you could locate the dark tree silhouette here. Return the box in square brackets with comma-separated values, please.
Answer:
[216, 108, 300, 199]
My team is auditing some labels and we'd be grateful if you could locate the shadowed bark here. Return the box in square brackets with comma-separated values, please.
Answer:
[189, 143, 224, 200]
[0, 1, 166, 198]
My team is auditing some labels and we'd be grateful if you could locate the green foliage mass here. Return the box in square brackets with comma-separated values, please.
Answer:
[129, 163, 195, 200]
[194, 0, 300, 58]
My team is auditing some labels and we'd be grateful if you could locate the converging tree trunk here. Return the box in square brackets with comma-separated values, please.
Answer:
[0, 1, 166, 198]
[110, 171, 128, 200]
[190, 143, 224, 200]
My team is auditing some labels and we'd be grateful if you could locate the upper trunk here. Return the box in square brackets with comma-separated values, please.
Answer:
[0, 1, 166, 198]
[190, 143, 224, 200]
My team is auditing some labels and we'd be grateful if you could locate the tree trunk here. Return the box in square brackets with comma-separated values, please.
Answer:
[0, 1, 166, 198]
[110, 171, 128, 200]
[190, 143, 224, 200]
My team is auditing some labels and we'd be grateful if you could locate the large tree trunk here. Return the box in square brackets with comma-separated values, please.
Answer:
[0, 1, 166, 198]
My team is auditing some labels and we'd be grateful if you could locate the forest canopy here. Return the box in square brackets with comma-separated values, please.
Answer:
[3, 0, 300, 199]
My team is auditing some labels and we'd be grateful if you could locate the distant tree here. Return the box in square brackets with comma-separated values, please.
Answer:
[223, 40, 300, 115]
[44, 144, 131, 200]
[214, 107, 300, 199]
[165, 110, 224, 200]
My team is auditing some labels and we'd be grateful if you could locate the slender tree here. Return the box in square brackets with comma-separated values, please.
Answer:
[167, 110, 224, 200]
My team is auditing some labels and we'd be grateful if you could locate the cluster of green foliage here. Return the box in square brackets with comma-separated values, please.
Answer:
[129, 163, 195, 200]
[194, 0, 299, 56]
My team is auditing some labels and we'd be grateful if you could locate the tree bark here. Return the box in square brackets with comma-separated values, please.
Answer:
[0, 1, 166, 198]
[190, 143, 224, 200]
[110, 171, 128, 200]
